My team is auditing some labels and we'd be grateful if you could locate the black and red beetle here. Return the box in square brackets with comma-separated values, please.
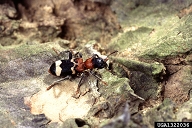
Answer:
[47, 50, 117, 92]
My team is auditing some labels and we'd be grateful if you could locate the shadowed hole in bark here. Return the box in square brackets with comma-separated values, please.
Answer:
[75, 118, 86, 127]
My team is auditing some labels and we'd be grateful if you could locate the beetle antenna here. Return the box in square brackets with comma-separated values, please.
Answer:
[104, 50, 118, 62]
[107, 50, 118, 57]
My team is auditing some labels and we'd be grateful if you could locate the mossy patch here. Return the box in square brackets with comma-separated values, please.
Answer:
[111, 57, 165, 76]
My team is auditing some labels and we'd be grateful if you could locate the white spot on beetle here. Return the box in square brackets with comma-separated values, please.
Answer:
[55, 60, 62, 76]
[70, 59, 76, 74]
[71, 58, 75, 63]
[71, 66, 76, 74]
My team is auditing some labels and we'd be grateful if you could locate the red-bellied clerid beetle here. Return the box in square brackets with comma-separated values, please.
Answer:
[47, 50, 117, 94]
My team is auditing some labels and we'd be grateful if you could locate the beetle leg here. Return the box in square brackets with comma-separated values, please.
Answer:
[66, 50, 82, 59]
[46, 76, 71, 90]
[51, 48, 73, 59]
[76, 73, 85, 93]
[89, 70, 107, 85]
[74, 51, 82, 58]
[52, 47, 60, 56]
[72, 73, 85, 99]
[61, 50, 73, 59]
[67, 51, 73, 59]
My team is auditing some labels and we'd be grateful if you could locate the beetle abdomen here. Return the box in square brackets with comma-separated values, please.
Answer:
[49, 60, 75, 76]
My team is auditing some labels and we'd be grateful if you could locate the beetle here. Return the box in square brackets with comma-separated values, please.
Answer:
[47, 50, 117, 94]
